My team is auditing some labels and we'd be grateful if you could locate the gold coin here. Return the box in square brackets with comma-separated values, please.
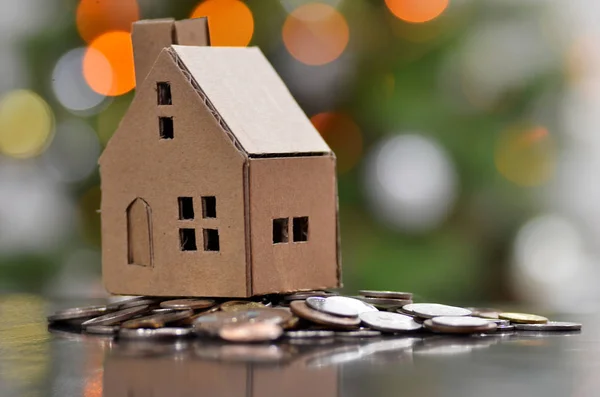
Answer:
[220, 301, 265, 312]
[498, 312, 548, 324]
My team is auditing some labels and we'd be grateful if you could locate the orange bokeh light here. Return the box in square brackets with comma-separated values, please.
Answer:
[190, 0, 254, 46]
[385, 0, 449, 23]
[83, 31, 135, 97]
[283, 3, 350, 66]
[76, 0, 139, 44]
[311, 112, 362, 173]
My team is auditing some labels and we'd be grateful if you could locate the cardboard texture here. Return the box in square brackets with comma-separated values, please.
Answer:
[132, 18, 210, 88]
[249, 156, 339, 295]
[100, 18, 341, 297]
[126, 197, 153, 267]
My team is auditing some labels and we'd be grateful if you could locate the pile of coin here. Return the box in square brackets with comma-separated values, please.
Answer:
[46, 290, 582, 343]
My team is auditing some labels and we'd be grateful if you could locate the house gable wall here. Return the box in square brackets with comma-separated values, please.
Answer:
[100, 50, 249, 297]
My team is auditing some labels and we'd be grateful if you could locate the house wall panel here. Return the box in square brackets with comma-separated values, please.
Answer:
[100, 50, 248, 297]
[249, 156, 340, 295]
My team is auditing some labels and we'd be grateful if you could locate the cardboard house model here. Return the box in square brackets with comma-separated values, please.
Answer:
[99, 18, 341, 297]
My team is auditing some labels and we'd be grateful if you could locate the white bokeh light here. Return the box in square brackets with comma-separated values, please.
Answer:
[51, 47, 111, 116]
[41, 119, 101, 183]
[459, 18, 557, 108]
[364, 134, 458, 233]
[0, 162, 73, 254]
[512, 214, 596, 311]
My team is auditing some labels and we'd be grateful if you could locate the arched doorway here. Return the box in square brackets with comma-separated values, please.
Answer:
[126, 198, 153, 267]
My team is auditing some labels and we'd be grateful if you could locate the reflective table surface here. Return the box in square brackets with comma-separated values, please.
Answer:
[1, 294, 597, 397]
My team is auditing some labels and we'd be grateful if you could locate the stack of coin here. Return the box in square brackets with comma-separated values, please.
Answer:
[357, 290, 414, 310]
[46, 290, 582, 343]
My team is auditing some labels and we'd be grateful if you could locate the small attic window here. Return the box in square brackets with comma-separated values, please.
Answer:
[159, 117, 174, 139]
[157, 82, 172, 105]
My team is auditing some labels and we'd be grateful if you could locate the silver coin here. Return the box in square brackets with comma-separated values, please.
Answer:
[81, 305, 150, 328]
[359, 290, 413, 300]
[490, 324, 515, 332]
[285, 330, 336, 339]
[47, 305, 109, 323]
[403, 303, 471, 319]
[307, 296, 378, 317]
[423, 319, 496, 334]
[359, 311, 422, 333]
[431, 316, 490, 328]
[85, 325, 120, 335]
[335, 329, 382, 338]
[151, 308, 177, 314]
[514, 322, 582, 332]
[118, 327, 191, 340]
[106, 297, 161, 310]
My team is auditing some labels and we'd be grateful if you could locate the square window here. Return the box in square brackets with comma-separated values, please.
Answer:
[293, 217, 309, 242]
[202, 196, 216, 218]
[203, 229, 220, 251]
[157, 82, 172, 105]
[178, 197, 194, 220]
[159, 117, 174, 139]
[179, 228, 197, 251]
[272, 218, 289, 244]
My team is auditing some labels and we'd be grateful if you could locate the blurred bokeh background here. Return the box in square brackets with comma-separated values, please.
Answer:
[0, 0, 597, 310]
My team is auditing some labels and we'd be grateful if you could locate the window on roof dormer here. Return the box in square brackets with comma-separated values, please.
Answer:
[157, 82, 172, 105]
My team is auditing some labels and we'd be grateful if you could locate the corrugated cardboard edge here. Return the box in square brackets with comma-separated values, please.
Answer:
[243, 161, 252, 296]
[333, 154, 343, 288]
[166, 47, 248, 155]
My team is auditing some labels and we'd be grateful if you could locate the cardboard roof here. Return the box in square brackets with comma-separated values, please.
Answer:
[170, 45, 331, 156]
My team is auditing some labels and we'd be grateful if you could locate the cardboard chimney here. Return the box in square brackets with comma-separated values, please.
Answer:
[99, 17, 341, 297]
